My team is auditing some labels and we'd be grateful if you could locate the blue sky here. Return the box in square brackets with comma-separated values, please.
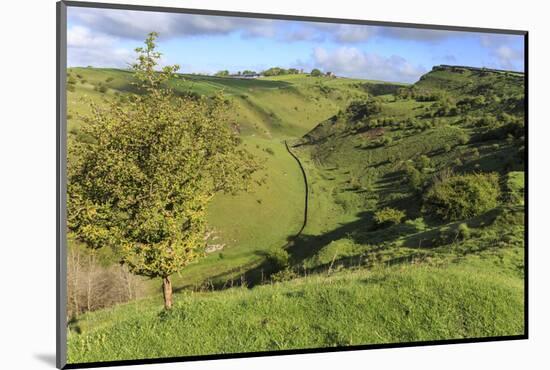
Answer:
[67, 7, 524, 83]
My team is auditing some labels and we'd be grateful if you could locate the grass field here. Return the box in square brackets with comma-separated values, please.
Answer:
[67, 247, 523, 363]
[66, 65, 525, 363]
[66, 67, 398, 290]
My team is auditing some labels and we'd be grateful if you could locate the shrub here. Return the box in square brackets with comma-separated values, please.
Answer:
[443, 143, 452, 153]
[382, 136, 393, 146]
[264, 147, 275, 155]
[417, 155, 431, 170]
[98, 84, 108, 93]
[423, 172, 500, 221]
[346, 99, 382, 121]
[373, 207, 406, 227]
[349, 176, 361, 190]
[310, 68, 322, 77]
[105, 77, 114, 83]
[458, 133, 469, 145]
[405, 163, 423, 190]
[266, 248, 290, 269]
[271, 267, 297, 283]
[504, 171, 524, 205]
[458, 223, 471, 240]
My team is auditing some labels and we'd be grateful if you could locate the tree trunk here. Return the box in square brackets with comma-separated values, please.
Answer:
[162, 276, 173, 310]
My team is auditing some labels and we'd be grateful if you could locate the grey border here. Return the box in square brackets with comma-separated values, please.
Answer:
[57, 1, 528, 369]
[62, 0, 527, 35]
[57, 1, 68, 368]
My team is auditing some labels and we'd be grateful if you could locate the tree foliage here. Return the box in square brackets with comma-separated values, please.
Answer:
[423, 172, 500, 221]
[373, 207, 406, 227]
[310, 68, 322, 77]
[67, 32, 263, 309]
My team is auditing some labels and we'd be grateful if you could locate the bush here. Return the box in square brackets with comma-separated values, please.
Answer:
[270, 267, 298, 283]
[457, 223, 471, 240]
[406, 165, 423, 190]
[349, 176, 362, 190]
[346, 99, 382, 121]
[423, 172, 500, 221]
[98, 84, 108, 93]
[310, 68, 322, 77]
[264, 147, 275, 155]
[458, 133, 469, 145]
[373, 207, 405, 227]
[417, 155, 431, 170]
[266, 248, 290, 269]
[504, 171, 524, 205]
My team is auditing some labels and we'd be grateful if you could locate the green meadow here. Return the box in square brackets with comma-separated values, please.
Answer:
[66, 65, 525, 363]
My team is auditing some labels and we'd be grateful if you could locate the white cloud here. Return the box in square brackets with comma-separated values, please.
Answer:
[312, 47, 426, 83]
[68, 46, 134, 68]
[67, 25, 116, 48]
[492, 45, 523, 70]
[379, 27, 459, 41]
[479, 34, 524, 70]
[67, 25, 133, 67]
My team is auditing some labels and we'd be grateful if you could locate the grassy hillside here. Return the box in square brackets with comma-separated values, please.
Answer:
[67, 67, 374, 138]
[66, 67, 406, 290]
[66, 65, 525, 362]
[287, 65, 525, 273]
[67, 246, 523, 364]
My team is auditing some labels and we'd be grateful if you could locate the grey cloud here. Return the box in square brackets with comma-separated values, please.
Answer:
[312, 47, 426, 83]
[70, 8, 278, 41]
[377, 27, 463, 41]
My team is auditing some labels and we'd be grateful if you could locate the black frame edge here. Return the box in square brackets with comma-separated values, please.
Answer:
[57, 1, 68, 369]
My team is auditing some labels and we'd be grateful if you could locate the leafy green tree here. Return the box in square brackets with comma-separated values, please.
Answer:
[262, 67, 287, 76]
[215, 70, 229, 77]
[310, 68, 322, 77]
[423, 172, 500, 221]
[67, 33, 263, 310]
